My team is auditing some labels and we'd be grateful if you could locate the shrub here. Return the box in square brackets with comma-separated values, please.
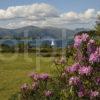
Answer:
[20, 33, 100, 100]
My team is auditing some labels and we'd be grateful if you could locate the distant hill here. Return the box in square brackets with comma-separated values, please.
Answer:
[0, 26, 90, 39]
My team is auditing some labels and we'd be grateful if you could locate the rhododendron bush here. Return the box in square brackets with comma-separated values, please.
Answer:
[20, 33, 100, 100]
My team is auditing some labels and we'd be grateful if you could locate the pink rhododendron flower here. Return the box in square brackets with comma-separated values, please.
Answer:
[87, 39, 96, 54]
[74, 35, 83, 47]
[66, 63, 80, 73]
[69, 76, 80, 86]
[78, 85, 86, 97]
[74, 33, 89, 48]
[95, 77, 100, 85]
[29, 73, 50, 81]
[96, 46, 100, 55]
[78, 91, 85, 97]
[82, 33, 89, 42]
[78, 66, 93, 76]
[89, 51, 100, 63]
[44, 90, 53, 97]
[90, 90, 99, 97]
[29, 73, 40, 80]
[39, 73, 50, 81]
[89, 39, 95, 44]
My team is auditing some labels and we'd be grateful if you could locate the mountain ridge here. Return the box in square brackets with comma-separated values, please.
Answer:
[0, 26, 90, 39]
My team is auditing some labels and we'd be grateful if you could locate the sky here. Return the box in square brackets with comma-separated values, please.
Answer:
[0, 0, 100, 29]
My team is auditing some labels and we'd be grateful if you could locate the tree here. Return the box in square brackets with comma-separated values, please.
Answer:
[95, 15, 100, 36]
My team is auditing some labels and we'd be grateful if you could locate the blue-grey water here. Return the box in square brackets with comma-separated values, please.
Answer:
[0, 39, 74, 48]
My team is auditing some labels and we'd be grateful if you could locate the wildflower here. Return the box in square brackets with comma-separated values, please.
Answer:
[96, 46, 100, 54]
[78, 66, 93, 76]
[75, 49, 83, 62]
[87, 39, 96, 54]
[89, 39, 95, 44]
[69, 76, 80, 86]
[29, 73, 50, 81]
[21, 83, 29, 91]
[74, 35, 82, 47]
[90, 90, 99, 97]
[32, 82, 39, 90]
[89, 51, 100, 63]
[29, 73, 40, 80]
[82, 33, 89, 42]
[66, 63, 80, 73]
[44, 90, 53, 97]
[78, 91, 85, 97]
[78, 85, 86, 97]
[95, 77, 100, 85]
[74, 33, 89, 48]
[39, 73, 50, 81]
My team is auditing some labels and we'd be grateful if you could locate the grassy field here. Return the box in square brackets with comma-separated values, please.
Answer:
[0, 53, 58, 100]
[0, 53, 74, 100]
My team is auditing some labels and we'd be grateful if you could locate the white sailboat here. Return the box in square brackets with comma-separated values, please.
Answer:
[51, 40, 55, 46]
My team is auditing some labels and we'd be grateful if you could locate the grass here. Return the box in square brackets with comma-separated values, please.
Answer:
[0, 53, 55, 100]
[0, 53, 74, 100]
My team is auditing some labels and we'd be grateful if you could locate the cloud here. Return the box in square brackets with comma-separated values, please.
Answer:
[97, 11, 100, 15]
[0, 3, 58, 20]
[60, 9, 96, 22]
[0, 3, 100, 29]
[81, 9, 96, 19]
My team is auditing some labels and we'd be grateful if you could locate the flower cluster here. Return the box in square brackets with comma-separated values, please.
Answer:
[74, 33, 89, 48]
[30, 73, 50, 81]
[90, 90, 99, 98]
[65, 63, 80, 73]
[21, 73, 52, 99]
[89, 50, 100, 63]
[78, 66, 93, 76]
[64, 33, 100, 98]
[78, 91, 84, 97]
[95, 77, 100, 85]
[87, 39, 96, 54]
[44, 90, 53, 97]
[69, 76, 81, 86]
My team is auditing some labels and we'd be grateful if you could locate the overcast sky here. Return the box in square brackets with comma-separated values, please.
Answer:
[0, 0, 100, 29]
